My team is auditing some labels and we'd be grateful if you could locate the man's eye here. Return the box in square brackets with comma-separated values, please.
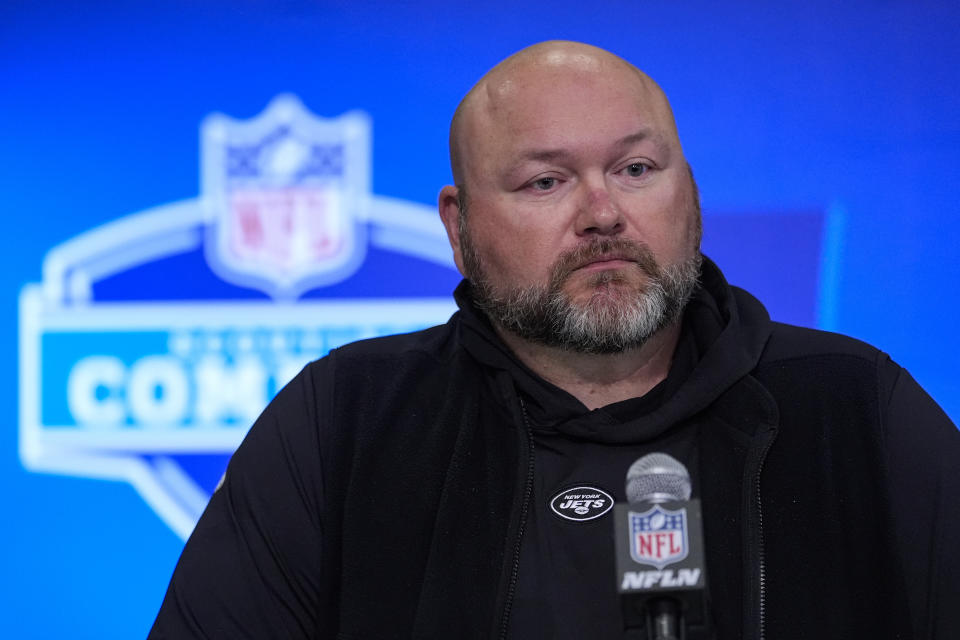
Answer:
[624, 163, 648, 177]
[530, 177, 557, 190]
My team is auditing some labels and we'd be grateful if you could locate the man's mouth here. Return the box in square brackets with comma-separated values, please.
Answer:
[574, 254, 636, 272]
[550, 239, 661, 286]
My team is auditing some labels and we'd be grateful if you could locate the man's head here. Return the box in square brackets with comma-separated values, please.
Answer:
[438, 41, 702, 354]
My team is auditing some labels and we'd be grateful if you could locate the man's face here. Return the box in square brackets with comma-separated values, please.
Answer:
[442, 52, 702, 353]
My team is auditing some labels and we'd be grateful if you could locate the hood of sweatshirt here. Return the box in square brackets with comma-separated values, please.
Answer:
[454, 255, 773, 444]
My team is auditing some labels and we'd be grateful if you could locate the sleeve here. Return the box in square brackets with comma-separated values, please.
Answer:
[880, 356, 960, 640]
[147, 359, 328, 639]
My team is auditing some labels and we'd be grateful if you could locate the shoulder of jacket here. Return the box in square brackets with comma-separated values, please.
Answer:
[300, 317, 461, 381]
[760, 321, 886, 366]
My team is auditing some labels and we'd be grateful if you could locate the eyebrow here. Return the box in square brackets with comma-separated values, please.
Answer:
[617, 129, 656, 147]
[514, 148, 570, 163]
[512, 128, 669, 165]
[615, 128, 671, 154]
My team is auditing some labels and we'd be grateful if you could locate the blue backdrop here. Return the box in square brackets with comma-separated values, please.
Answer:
[2, 1, 958, 637]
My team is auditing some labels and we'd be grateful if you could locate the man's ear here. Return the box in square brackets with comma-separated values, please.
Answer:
[438, 185, 467, 277]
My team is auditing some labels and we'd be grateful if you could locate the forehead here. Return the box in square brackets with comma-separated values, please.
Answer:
[460, 59, 679, 177]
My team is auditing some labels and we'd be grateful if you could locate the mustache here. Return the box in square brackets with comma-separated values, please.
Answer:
[549, 238, 661, 284]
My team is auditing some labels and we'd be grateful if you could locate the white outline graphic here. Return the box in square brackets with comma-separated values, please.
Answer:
[19, 97, 458, 540]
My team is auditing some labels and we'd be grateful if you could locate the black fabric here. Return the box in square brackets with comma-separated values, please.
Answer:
[149, 258, 960, 640]
[755, 353, 903, 639]
[504, 288, 702, 639]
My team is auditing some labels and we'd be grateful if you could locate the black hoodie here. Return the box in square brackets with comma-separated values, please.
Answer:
[150, 258, 959, 640]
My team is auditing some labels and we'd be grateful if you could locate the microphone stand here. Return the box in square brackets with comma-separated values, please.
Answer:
[648, 597, 682, 640]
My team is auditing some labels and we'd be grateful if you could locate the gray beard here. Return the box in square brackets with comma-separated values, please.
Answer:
[465, 237, 702, 354]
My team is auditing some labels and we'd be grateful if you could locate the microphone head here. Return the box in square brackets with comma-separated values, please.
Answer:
[625, 452, 692, 504]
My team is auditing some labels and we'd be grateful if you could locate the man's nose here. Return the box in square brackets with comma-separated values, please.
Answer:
[575, 181, 625, 237]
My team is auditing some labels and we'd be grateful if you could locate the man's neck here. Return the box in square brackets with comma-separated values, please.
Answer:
[495, 322, 682, 411]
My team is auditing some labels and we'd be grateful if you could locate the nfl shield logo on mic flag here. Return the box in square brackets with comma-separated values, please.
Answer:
[629, 504, 689, 570]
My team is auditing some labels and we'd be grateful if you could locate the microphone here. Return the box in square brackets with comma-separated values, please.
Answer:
[614, 453, 709, 639]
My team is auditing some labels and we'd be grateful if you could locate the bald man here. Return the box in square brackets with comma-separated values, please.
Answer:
[151, 41, 959, 640]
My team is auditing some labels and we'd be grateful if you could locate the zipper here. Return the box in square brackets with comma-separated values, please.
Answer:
[497, 397, 535, 640]
[753, 426, 775, 640]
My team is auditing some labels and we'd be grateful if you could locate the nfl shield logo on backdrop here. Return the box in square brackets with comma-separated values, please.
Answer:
[629, 504, 689, 570]
[201, 94, 370, 299]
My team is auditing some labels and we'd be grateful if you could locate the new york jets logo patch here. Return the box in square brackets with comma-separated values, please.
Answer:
[549, 485, 614, 522]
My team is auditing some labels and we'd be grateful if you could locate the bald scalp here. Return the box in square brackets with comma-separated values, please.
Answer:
[448, 40, 679, 186]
